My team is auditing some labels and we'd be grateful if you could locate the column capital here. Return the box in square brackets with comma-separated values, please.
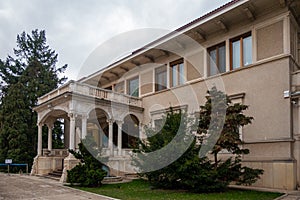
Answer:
[81, 114, 88, 120]
[68, 112, 77, 120]
[45, 122, 54, 129]
[37, 122, 44, 127]
[107, 118, 114, 124]
[115, 120, 124, 126]
[45, 120, 56, 128]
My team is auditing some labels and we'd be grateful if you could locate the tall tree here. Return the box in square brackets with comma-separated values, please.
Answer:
[0, 29, 67, 166]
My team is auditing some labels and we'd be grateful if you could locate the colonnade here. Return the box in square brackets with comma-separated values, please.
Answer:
[37, 113, 141, 157]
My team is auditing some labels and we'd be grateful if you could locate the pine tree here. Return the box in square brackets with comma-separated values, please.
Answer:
[67, 136, 106, 187]
[198, 87, 253, 166]
[133, 88, 263, 193]
[0, 29, 67, 167]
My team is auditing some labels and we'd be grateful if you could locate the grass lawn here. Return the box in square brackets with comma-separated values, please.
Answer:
[73, 179, 282, 200]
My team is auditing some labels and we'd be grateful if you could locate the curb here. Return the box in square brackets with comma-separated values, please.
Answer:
[62, 184, 120, 200]
[273, 194, 288, 200]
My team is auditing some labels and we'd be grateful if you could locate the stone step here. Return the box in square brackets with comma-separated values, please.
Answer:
[35, 174, 61, 182]
[124, 173, 139, 180]
[48, 171, 62, 177]
[47, 169, 63, 179]
[42, 175, 61, 181]
[101, 176, 123, 184]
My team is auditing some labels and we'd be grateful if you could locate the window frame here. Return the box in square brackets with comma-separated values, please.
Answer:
[170, 58, 184, 87]
[127, 76, 139, 97]
[230, 32, 252, 70]
[208, 42, 226, 76]
[155, 65, 167, 92]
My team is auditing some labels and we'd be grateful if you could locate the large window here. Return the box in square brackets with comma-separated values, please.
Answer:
[170, 59, 184, 87]
[230, 32, 252, 70]
[208, 42, 226, 76]
[155, 65, 167, 91]
[127, 76, 139, 97]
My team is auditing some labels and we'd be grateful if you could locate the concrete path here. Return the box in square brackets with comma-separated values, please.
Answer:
[276, 191, 300, 200]
[0, 173, 118, 200]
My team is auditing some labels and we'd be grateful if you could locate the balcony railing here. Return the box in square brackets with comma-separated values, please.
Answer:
[38, 81, 142, 107]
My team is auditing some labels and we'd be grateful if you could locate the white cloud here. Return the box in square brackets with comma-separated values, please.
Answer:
[0, 0, 231, 80]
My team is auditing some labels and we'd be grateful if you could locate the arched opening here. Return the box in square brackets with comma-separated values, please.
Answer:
[87, 108, 109, 148]
[41, 109, 68, 151]
[122, 114, 139, 149]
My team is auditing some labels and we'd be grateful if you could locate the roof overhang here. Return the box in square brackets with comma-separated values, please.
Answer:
[79, 0, 297, 87]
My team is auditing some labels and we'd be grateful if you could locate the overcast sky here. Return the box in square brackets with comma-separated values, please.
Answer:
[0, 0, 231, 81]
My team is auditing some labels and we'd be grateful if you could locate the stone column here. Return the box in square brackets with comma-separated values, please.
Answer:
[69, 114, 76, 150]
[116, 120, 123, 156]
[37, 123, 43, 156]
[47, 123, 53, 151]
[64, 118, 70, 149]
[139, 123, 143, 140]
[81, 115, 87, 140]
[107, 119, 114, 154]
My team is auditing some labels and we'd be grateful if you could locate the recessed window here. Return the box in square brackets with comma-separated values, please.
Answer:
[170, 59, 184, 87]
[208, 42, 226, 76]
[230, 32, 252, 70]
[105, 86, 112, 90]
[155, 65, 167, 92]
[114, 81, 124, 93]
[127, 76, 139, 97]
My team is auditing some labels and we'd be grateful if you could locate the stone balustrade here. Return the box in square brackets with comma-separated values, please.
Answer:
[37, 81, 142, 107]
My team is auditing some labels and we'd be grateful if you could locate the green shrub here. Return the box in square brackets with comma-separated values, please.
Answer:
[133, 87, 263, 193]
[67, 136, 106, 187]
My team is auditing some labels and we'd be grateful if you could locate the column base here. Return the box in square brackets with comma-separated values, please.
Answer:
[60, 154, 80, 183]
[30, 155, 39, 175]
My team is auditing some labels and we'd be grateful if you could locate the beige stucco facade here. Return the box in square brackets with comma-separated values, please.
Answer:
[31, 0, 300, 190]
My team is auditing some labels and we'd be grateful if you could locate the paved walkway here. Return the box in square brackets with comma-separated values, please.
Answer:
[276, 191, 300, 200]
[1, 173, 300, 200]
[0, 173, 118, 200]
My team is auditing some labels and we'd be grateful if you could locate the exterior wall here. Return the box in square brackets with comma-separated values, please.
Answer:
[256, 20, 284, 60]
[186, 49, 205, 81]
[34, 156, 65, 175]
[140, 70, 153, 95]
[138, 10, 296, 190]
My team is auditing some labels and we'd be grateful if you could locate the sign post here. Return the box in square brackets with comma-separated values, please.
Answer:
[5, 159, 12, 174]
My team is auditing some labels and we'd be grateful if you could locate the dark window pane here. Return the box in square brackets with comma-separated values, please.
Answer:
[209, 49, 217, 76]
[179, 63, 184, 85]
[155, 66, 167, 91]
[219, 45, 226, 73]
[128, 77, 139, 97]
[172, 65, 177, 87]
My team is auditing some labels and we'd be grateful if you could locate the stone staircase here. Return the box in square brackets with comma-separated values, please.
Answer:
[43, 169, 63, 181]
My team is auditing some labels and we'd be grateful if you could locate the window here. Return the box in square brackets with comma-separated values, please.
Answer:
[127, 76, 139, 97]
[154, 119, 165, 130]
[170, 59, 184, 87]
[208, 42, 226, 76]
[155, 65, 167, 91]
[114, 81, 124, 93]
[230, 32, 252, 70]
[105, 86, 112, 90]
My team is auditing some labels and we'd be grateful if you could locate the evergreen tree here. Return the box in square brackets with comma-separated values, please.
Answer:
[67, 136, 106, 187]
[133, 88, 263, 193]
[198, 87, 253, 166]
[0, 29, 67, 166]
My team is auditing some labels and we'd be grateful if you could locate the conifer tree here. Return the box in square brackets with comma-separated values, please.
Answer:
[0, 29, 67, 166]
[133, 87, 263, 193]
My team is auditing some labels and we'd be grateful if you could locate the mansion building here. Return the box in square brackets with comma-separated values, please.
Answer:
[31, 0, 300, 190]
